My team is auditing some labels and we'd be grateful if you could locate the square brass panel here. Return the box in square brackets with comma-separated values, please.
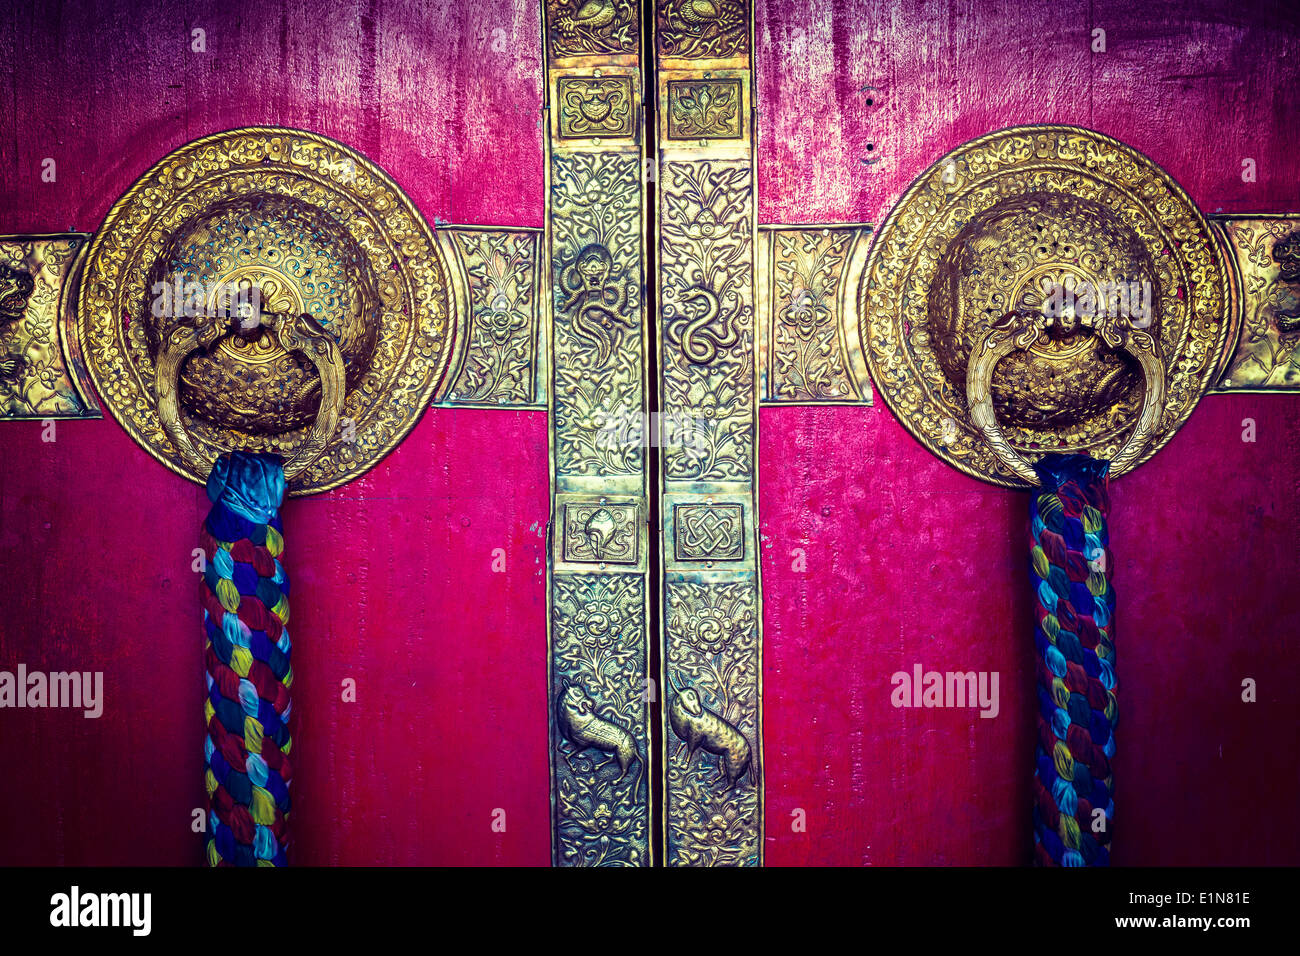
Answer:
[561, 497, 641, 566]
[672, 501, 744, 562]
[665, 79, 743, 140]
[556, 75, 637, 140]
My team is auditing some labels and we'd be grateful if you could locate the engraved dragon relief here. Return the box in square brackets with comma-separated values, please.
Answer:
[660, 161, 754, 481]
[557, 243, 637, 366]
[665, 580, 760, 866]
[551, 575, 649, 866]
[551, 153, 644, 477]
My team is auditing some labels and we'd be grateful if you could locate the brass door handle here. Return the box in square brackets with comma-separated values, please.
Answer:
[155, 310, 347, 481]
[966, 312, 1168, 485]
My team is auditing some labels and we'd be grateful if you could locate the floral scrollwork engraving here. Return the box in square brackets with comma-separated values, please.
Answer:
[660, 160, 754, 481]
[552, 575, 649, 866]
[447, 230, 539, 405]
[665, 580, 759, 866]
[0, 237, 99, 419]
[666, 80, 742, 139]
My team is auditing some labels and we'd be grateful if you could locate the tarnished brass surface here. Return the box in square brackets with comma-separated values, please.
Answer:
[657, 0, 762, 867]
[861, 126, 1233, 488]
[544, 4, 652, 866]
[1212, 215, 1300, 391]
[77, 128, 457, 495]
[757, 224, 873, 403]
[0, 235, 100, 419]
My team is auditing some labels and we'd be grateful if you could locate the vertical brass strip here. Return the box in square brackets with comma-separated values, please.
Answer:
[654, 1, 763, 866]
[543, 1, 652, 866]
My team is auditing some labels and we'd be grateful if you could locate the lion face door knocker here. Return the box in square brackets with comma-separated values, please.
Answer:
[861, 125, 1233, 488]
[78, 127, 460, 494]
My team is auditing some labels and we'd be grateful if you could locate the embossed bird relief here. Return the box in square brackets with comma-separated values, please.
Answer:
[557, 0, 616, 34]
[668, 676, 754, 789]
[556, 681, 644, 799]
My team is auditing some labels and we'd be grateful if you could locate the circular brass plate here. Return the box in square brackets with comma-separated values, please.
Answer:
[860, 125, 1231, 488]
[78, 127, 457, 495]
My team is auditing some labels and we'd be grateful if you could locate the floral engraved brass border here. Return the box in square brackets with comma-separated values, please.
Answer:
[438, 226, 545, 408]
[1211, 215, 1300, 391]
[0, 234, 100, 420]
[656, 0, 762, 867]
[544, 3, 651, 866]
[757, 224, 874, 404]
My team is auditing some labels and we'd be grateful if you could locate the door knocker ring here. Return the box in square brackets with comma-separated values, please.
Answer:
[155, 308, 347, 481]
[966, 310, 1168, 485]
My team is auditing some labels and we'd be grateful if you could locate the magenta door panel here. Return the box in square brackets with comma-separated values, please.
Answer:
[758, 0, 1300, 865]
[0, 0, 551, 865]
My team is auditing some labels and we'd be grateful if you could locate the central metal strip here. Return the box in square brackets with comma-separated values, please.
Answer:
[654, 1, 763, 867]
[543, 0, 652, 866]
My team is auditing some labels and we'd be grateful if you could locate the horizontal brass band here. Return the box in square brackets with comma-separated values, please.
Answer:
[1210, 214, 1300, 392]
[0, 234, 100, 421]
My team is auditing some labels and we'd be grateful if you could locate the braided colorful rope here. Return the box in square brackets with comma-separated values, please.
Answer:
[1029, 453, 1116, 867]
[199, 452, 293, 867]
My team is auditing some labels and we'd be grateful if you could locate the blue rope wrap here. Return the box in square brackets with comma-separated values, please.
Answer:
[200, 452, 292, 866]
[1029, 453, 1116, 866]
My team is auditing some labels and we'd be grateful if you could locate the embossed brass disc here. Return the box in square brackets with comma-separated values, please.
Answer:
[78, 128, 458, 494]
[860, 125, 1232, 487]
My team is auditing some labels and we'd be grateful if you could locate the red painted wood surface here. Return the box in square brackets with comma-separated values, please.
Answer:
[757, 0, 1300, 865]
[1, 0, 1297, 867]
[0, 0, 551, 865]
